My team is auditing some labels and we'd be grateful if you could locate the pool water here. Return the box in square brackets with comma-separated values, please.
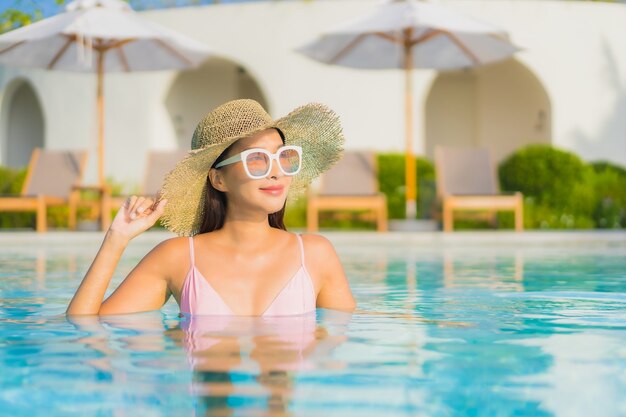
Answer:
[1, 233, 625, 417]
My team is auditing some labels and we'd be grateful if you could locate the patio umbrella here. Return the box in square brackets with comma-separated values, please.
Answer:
[297, 0, 520, 219]
[0, 0, 212, 186]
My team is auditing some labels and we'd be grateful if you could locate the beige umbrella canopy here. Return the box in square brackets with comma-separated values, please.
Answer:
[0, 0, 212, 185]
[297, 0, 520, 219]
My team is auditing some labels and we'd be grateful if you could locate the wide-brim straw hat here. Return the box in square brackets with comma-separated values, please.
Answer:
[160, 99, 345, 236]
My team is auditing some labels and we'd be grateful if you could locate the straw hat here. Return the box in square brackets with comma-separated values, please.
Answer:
[160, 99, 345, 236]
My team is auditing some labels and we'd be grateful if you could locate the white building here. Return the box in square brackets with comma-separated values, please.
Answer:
[0, 0, 625, 189]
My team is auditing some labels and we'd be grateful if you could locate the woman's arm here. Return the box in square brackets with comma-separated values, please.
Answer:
[66, 196, 168, 316]
[305, 234, 357, 312]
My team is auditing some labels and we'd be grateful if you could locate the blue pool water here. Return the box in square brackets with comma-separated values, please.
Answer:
[1, 233, 625, 417]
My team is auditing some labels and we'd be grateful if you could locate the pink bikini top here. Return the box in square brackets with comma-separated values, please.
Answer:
[180, 233, 316, 316]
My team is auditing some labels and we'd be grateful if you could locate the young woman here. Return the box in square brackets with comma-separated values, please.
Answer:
[67, 99, 356, 316]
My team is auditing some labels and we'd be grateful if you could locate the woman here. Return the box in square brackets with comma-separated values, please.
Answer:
[67, 99, 356, 316]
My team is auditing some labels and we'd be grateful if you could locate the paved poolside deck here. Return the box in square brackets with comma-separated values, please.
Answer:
[0, 230, 624, 250]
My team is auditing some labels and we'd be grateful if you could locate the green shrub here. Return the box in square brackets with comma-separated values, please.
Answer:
[285, 196, 307, 229]
[284, 195, 378, 230]
[0, 166, 34, 228]
[378, 153, 435, 219]
[589, 161, 626, 228]
[591, 161, 626, 178]
[106, 176, 140, 197]
[0, 165, 27, 194]
[499, 145, 587, 208]
[522, 199, 595, 229]
[499, 145, 596, 228]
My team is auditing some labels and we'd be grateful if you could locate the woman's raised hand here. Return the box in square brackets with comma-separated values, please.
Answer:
[67, 195, 168, 316]
[108, 196, 167, 241]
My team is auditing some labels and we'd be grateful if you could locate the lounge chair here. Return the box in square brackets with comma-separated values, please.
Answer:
[0, 148, 92, 232]
[307, 150, 388, 232]
[434, 146, 523, 232]
[106, 150, 188, 227]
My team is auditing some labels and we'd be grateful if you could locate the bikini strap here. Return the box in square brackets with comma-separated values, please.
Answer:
[296, 233, 305, 267]
[188, 237, 195, 268]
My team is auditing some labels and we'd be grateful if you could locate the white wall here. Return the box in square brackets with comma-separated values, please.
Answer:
[447, 0, 626, 163]
[0, 79, 44, 167]
[475, 59, 552, 163]
[0, 0, 624, 187]
[425, 58, 553, 165]
[165, 57, 268, 148]
[425, 70, 477, 152]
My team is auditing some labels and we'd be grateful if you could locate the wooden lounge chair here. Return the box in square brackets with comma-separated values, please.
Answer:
[106, 150, 188, 226]
[0, 148, 91, 232]
[434, 146, 523, 232]
[307, 150, 387, 232]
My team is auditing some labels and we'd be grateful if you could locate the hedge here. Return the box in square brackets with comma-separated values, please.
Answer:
[589, 161, 626, 228]
[2, 146, 625, 230]
[499, 145, 626, 229]
[377, 153, 436, 220]
[0, 166, 33, 228]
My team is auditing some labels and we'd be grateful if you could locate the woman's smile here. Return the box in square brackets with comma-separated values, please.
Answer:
[259, 185, 285, 196]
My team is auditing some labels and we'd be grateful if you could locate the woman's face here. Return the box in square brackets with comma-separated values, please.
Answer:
[210, 128, 293, 215]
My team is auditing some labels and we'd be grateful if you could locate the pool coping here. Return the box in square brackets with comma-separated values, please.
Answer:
[0, 229, 624, 248]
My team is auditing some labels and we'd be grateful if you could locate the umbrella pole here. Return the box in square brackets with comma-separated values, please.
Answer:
[97, 52, 105, 187]
[404, 34, 417, 220]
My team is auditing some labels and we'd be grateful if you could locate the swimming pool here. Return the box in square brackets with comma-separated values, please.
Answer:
[1, 232, 625, 417]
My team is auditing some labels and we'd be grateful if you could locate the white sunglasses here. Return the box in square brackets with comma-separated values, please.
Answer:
[214, 145, 303, 179]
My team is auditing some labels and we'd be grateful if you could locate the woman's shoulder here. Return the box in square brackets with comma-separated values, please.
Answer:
[153, 231, 227, 256]
[154, 231, 219, 249]
[298, 233, 345, 287]
[149, 235, 206, 265]
[153, 235, 189, 251]
[298, 232, 337, 257]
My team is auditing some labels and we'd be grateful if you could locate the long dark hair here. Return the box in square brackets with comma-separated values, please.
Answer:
[198, 128, 287, 234]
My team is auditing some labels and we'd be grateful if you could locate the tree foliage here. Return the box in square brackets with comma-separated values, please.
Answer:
[1, 0, 314, 33]
[1, 0, 65, 33]
[1, 8, 40, 33]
